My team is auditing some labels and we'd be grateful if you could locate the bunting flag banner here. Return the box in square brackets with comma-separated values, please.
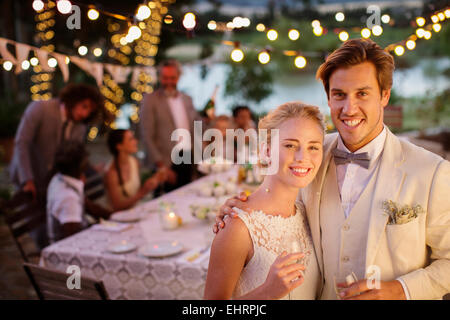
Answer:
[52, 52, 69, 82]
[104, 64, 132, 84]
[0, 37, 156, 88]
[14, 43, 30, 74]
[35, 48, 53, 72]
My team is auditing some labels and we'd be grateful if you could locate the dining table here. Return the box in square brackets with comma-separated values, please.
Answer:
[40, 166, 249, 300]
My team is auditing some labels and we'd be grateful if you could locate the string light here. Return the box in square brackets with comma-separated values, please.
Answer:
[335, 12, 345, 22]
[267, 29, 278, 41]
[394, 45, 405, 56]
[406, 40, 416, 50]
[78, 45, 88, 56]
[372, 25, 383, 36]
[432, 23, 442, 32]
[32, 0, 45, 12]
[381, 14, 390, 24]
[21, 60, 31, 70]
[87, 8, 99, 20]
[136, 4, 151, 21]
[93, 48, 103, 57]
[208, 21, 217, 31]
[164, 15, 173, 24]
[416, 28, 425, 38]
[431, 15, 439, 23]
[56, 0, 72, 14]
[437, 12, 445, 21]
[48, 57, 57, 68]
[339, 31, 349, 41]
[416, 17, 426, 27]
[294, 56, 307, 69]
[311, 20, 321, 28]
[288, 29, 300, 41]
[127, 25, 142, 41]
[30, 57, 39, 66]
[256, 23, 265, 32]
[361, 28, 371, 38]
[313, 26, 323, 36]
[183, 12, 196, 30]
[231, 48, 244, 62]
[423, 30, 432, 40]
[3, 61, 13, 71]
[258, 51, 270, 64]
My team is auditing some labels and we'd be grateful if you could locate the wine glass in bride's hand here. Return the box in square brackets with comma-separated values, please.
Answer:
[278, 235, 308, 272]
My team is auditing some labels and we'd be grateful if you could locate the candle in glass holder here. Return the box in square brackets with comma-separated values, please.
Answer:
[160, 211, 179, 230]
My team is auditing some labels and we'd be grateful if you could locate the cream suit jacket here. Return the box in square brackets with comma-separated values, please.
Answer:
[299, 128, 450, 300]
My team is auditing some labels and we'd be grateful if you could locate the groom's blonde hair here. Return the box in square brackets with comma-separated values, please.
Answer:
[258, 101, 325, 145]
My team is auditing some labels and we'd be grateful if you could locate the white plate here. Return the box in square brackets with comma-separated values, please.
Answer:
[138, 240, 183, 258]
[110, 209, 143, 223]
[106, 241, 137, 254]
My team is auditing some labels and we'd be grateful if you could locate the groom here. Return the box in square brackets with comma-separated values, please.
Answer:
[214, 39, 450, 300]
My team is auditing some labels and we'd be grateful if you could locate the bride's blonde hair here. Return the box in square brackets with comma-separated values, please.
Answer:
[258, 101, 325, 145]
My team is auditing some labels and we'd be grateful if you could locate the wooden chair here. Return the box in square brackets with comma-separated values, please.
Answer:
[0, 191, 46, 262]
[23, 263, 109, 300]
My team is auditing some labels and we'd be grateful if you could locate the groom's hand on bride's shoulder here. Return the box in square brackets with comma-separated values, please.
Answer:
[213, 192, 249, 234]
[339, 279, 406, 300]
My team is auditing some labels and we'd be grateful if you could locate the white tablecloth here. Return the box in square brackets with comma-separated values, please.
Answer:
[41, 168, 240, 300]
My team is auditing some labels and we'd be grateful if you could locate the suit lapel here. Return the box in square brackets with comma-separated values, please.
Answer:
[157, 89, 177, 130]
[303, 133, 339, 277]
[365, 128, 406, 271]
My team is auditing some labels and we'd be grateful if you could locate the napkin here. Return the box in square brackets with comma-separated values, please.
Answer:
[177, 246, 211, 264]
[91, 221, 133, 232]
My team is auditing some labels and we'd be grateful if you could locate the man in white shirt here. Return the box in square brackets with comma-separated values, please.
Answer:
[215, 39, 450, 300]
[47, 142, 112, 243]
[140, 59, 202, 191]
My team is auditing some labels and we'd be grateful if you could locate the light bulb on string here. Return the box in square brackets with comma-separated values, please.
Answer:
[416, 17, 426, 27]
[78, 46, 88, 56]
[288, 29, 300, 41]
[87, 8, 99, 20]
[30, 57, 39, 66]
[406, 40, 416, 50]
[183, 12, 196, 30]
[3, 61, 13, 71]
[372, 25, 383, 36]
[267, 29, 278, 41]
[32, 0, 45, 12]
[416, 28, 425, 38]
[313, 26, 323, 36]
[258, 51, 270, 64]
[339, 31, 349, 41]
[361, 28, 371, 39]
[136, 5, 151, 21]
[56, 0, 72, 14]
[231, 48, 244, 62]
[128, 25, 142, 41]
[22, 60, 30, 70]
[48, 58, 58, 68]
[432, 23, 442, 32]
[294, 56, 307, 69]
[208, 21, 217, 31]
[256, 23, 265, 32]
[394, 45, 405, 56]
[381, 14, 390, 24]
[335, 12, 345, 22]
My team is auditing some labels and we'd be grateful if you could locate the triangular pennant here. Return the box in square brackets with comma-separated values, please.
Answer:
[70, 56, 103, 86]
[35, 49, 53, 72]
[104, 64, 131, 84]
[0, 38, 17, 64]
[15, 43, 31, 74]
[52, 53, 70, 82]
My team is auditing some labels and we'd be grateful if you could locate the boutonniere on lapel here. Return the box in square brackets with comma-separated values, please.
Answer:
[382, 200, 423, 225]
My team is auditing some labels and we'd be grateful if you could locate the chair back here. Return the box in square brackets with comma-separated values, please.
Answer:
[23, 262, 109, 300]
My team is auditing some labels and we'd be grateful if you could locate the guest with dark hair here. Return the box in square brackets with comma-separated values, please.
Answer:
[104, 129, 167, 211]
[232, 105, 255, 131]
[47, 142, 98, 243]
[9, 83, 108, 204]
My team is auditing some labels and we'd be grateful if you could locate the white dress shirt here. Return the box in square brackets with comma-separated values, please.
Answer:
[167, 94, 191, 151]
[334, 125, 411, 299]
[47, 173, 86, 243]
[336, 126, 387, 218]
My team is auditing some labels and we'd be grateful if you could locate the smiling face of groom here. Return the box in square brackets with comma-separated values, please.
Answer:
[316, 39, 395, 152]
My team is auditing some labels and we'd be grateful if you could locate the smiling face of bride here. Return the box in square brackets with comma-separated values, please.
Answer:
[268, 116, 324, 189]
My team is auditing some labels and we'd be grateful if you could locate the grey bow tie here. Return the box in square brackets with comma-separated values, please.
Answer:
[332, 148, 371, 169]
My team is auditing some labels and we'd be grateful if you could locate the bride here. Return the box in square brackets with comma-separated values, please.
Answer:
[204, 102, 324, 300]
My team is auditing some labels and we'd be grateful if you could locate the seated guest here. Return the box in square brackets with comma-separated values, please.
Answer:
[47, 142, 100, 243]
[203, 115, 234, 161]
[232, 105, 257, 162]
[232, 105, 256, 131]
[104, 129, 167, 211]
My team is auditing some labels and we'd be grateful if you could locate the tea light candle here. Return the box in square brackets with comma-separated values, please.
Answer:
[162, 212, 179, 230]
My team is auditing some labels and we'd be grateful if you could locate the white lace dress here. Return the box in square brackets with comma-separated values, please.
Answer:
[231, 202, 319, 300]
